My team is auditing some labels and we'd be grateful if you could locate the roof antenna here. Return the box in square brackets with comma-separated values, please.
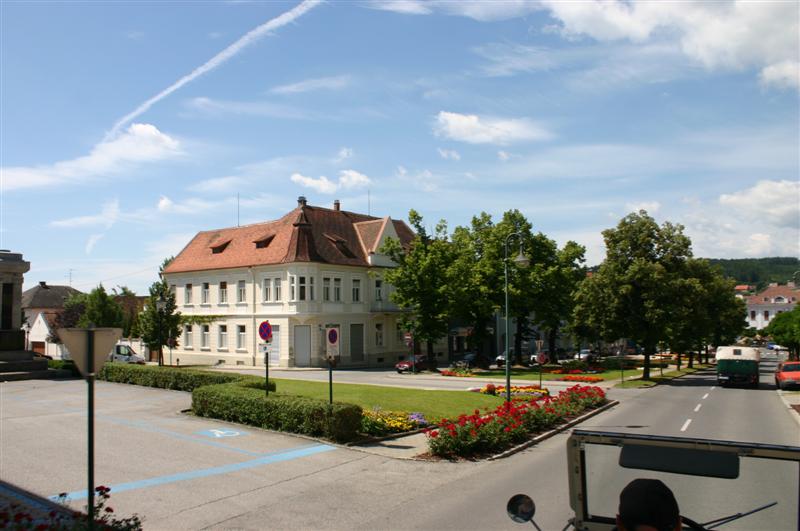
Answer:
[237, 193, 240, 227]
[368, 189, 371, 216]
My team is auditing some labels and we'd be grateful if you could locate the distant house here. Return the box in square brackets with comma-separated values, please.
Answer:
[734, 284, 753, 294]
[21, 281, 82, 355]
[744, 282, 799, 330]
[162, 197, 415, 368]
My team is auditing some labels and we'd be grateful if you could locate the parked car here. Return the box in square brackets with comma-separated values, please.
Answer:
[110, 344, 146, 364]
[574, 349, 596, 363]
[395, 355, 430, 373]
[775, 361, 800, 390]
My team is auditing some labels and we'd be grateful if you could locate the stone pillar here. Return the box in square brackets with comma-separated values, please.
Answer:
[0, 250, 30, 338]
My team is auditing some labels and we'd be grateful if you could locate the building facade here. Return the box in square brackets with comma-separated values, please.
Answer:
[162, 197, 415, 368]
[742, 282, 799, 330]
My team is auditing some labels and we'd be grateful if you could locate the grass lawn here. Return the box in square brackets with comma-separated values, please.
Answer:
[614, 365, 712, 388]
[471, 368, 642, 381]
[271, 378, 503, 422]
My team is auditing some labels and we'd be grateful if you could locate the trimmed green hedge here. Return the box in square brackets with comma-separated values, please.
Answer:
[47, 359, 81, 376]
[98, 363, 275, 393]
[192, 383, 362, 442]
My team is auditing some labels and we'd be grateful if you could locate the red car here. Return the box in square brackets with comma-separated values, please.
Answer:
[395, 355, 430, 373]
[775, 361, 800, 390]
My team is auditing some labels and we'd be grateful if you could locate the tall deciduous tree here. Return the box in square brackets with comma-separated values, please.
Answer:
[113, 286, 141, 338]
[765, 306, 800, 360]
[78, 285, 124, 329]
[573, 211, 692, 379]
[138, 279, 182, 366]
[382, 210, 453, 367]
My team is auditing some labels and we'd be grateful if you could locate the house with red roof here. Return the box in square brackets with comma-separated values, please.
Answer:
[744, 282, 799, 330]
[162, 197, 415, 368]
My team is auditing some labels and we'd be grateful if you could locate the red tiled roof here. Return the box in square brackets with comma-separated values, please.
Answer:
[163, 202, 414, 274]
[734, 284, 751, 291]
[745, 284, 800, 305]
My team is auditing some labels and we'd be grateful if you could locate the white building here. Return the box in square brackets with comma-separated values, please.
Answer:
[162, 197, 415, 368]
[743, 282, 799, 330]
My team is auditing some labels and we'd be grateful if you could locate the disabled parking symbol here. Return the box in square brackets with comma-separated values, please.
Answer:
[196, 428, 248, 438]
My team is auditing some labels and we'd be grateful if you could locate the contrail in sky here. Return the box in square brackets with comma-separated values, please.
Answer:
[107, 0, 322, 139]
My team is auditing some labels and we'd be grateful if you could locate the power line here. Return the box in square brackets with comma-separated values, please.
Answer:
[73, 264, 159, 290]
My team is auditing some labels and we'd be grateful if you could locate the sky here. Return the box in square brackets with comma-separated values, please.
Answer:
[1, 0, 798, 295]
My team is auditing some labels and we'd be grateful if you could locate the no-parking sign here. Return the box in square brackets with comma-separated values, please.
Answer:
[258, 321, 273, 342]
[326, 327, 339, 359]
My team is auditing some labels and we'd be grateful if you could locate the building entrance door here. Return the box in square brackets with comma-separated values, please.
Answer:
[350, 323, 364, 362]
[293, 325, 311, 367]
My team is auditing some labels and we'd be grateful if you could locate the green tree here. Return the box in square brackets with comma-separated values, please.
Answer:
[766, 306, 800, 360]
[47, 293, 88, 343]
[77, 285, 124, 329]
[113, 285, 141, 337]
[138, 279, 182, 366]
[573, 211, 692, 379]
[382, 210, 453, 367]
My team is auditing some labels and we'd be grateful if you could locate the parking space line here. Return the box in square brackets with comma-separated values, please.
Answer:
[51, 443, 336, 501]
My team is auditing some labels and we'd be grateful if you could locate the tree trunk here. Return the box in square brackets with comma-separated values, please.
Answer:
[548, 328, 557, 363]
[687, 350, 694, 369]
[676, 351, 681, 371]
[514, 318, 524, 365]
[426, 340, 436, 370]
[158, 346, 163, 367]
[643, 344, 654, 380]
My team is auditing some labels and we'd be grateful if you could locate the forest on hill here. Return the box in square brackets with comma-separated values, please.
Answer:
[706, 257, 799, 289]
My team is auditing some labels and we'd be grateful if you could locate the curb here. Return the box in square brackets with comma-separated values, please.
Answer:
[487, 400, 620, 461]
[776, 390, 800, 429]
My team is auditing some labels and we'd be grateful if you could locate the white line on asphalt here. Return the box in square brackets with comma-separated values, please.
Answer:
[680, 419, 692, 432]
[694, 404, 702, 412]
[702, 393, 709, 399]
[711, 386, 716, 390]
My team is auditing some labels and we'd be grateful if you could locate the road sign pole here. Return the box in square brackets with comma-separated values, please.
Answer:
[86, 329, 95, 531]
[329, 360, 333, 405]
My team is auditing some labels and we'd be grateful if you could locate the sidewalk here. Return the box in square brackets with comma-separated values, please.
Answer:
[777, 389, 800, 428]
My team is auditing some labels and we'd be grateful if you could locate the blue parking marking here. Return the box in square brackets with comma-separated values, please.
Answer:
[196, 428, 249, 438]
[50, 443, 336, 501]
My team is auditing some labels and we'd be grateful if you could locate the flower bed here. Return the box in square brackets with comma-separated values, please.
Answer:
[560, 375, 604, 383]
[440, 368, 474, 377]
[426, 385, 606, 458]
[474, 383, 549, 400]
[361, 408, 429, 436]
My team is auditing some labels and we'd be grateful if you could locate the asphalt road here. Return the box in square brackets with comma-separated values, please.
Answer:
[1, 353, 797, 530]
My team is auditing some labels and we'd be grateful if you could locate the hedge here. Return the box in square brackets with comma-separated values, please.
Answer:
[98, 363, 275, 393]
[192, 383, 362, 442]
[47, 359, 81, 376]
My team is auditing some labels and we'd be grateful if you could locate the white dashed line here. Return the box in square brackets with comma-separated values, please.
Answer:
[680, 419, 692, 432]
[694, 404, 702, 412]
[702, 393, 709, 399]
[711, 386, 716, 390]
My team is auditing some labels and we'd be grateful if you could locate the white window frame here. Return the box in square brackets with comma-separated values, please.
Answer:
[290, 276, 296, 301]
[375, 279, 383, 302]
[237, 325, 246, 350]
[184, 284, 193, 304]
[201, 325, 210, 348]
[184, 325, 193, 348]
[298, 276, 307, 301]
[273, 278, 282, 302]
[202, 282, 210, 304]
[375, 323, 384, 347]
[219, 281, 228, 304]
[352, 278, 361, 303]
[333, 278, 342, 302]
[309, 276, 315, 301]
[237, 280, 246, 303]
[323, 277, 331, 301]
[263, 278, 272, 302]
[218, 325, 228, 349]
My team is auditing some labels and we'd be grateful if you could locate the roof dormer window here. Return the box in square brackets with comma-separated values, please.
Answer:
[211, 240, 231, 254]
[324, 233, 355, 258]
[254, 235, 275, 249]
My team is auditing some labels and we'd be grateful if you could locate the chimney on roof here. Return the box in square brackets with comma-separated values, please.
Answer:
[333, 200, 340, 211]
[39, 281, 47, 288]
[297, 196, 307, 207]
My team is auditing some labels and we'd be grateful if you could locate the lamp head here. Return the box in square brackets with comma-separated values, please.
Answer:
[514, 250, 530, 268]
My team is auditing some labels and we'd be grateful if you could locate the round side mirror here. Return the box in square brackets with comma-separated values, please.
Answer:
[507, 494, 536, 523]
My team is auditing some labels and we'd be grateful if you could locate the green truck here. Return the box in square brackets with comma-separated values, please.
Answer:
[716, 346, 761, 388]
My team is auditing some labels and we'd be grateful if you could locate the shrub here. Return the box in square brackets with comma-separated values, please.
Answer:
[98, 363, 275, 393]
[427, 385, 606, 458]
[558, 360, 588, 372]
[192, 383, 362, 442]
[599, 357, 636, 370]
[361, 408, 429, 436]
[47, 359, 81, 376]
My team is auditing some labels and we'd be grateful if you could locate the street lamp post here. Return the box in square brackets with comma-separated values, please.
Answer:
[504, 232, 530, 403]
[156, 295, 167, 366]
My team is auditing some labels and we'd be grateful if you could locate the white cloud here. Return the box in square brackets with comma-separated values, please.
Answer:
[290, 173, 338, 194]
[719, 180, 800, 229]
[290, 169, 371, 194]
[195, 176, 248, 193]
[367, 0, 431, 15]
[186, 96, 317, 120]
[626, 201, 661, 215]
[51, 199, 121, 229]
[333, 147, 354, 163]
[338, 169, 371, 189]
[158, 196, 174, 212]
[85, 234, 105, 255]
[759, 60, 800, 91]
[157, 196, 223, 214]
[271, 75, 351, 94]
[369, 1, 536, 21]
[394, 166, 437, 192]
[3, 123, 180, 191]
[437, 148, 461, 161]
[498, 150, 511, 161]
[108, 0, 322, 137]
[434, 111, 553, 145]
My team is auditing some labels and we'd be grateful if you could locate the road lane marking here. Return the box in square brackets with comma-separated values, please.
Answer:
[702, 393, 709, 399]
[694, 404, 702, 412]
[51, 443, 336, 502]
[710, 386, 716, 390]
[680, 419, 692, 432]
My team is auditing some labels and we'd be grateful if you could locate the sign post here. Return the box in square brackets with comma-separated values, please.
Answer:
[536, 352, 548, 389]
[258, 321, 273, 396]
[325, 327, 340, 405]
[58, 327, 122, 531]
[404, 332, 414, 372]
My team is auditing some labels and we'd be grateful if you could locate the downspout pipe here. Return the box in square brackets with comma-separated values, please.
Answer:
[251, 267, 257, 366]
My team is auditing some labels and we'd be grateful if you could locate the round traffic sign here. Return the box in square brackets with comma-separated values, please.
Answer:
[536, 352, 548, 364]
[258, 321, 273, 341]
[327, 328, 338, 344]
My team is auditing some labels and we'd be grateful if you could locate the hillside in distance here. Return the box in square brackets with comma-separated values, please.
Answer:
[705, 257, 799, 289]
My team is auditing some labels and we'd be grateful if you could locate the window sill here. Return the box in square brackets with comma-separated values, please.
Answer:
[200, 303, 211, 307]
[235, 302, 248, 306]
[218, 302, 229, 307]
[235, 348, 248, 353]
[217, 348, 228, 352]
[184, 346, 194, 350]
[184, 304, 194, 308]
[200, 347, 210, 351]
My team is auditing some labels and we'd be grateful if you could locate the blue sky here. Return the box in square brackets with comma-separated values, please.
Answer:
[2, 0, 798, 294]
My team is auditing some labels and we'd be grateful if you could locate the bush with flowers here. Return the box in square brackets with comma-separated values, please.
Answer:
[0, 485, 142, 530]
[440, 368, 474, 377]
[361, 407, 429, 436]
[477, 384, 549, 400]
[560, 375, 603, 383]
[426, 385, 606, 458]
